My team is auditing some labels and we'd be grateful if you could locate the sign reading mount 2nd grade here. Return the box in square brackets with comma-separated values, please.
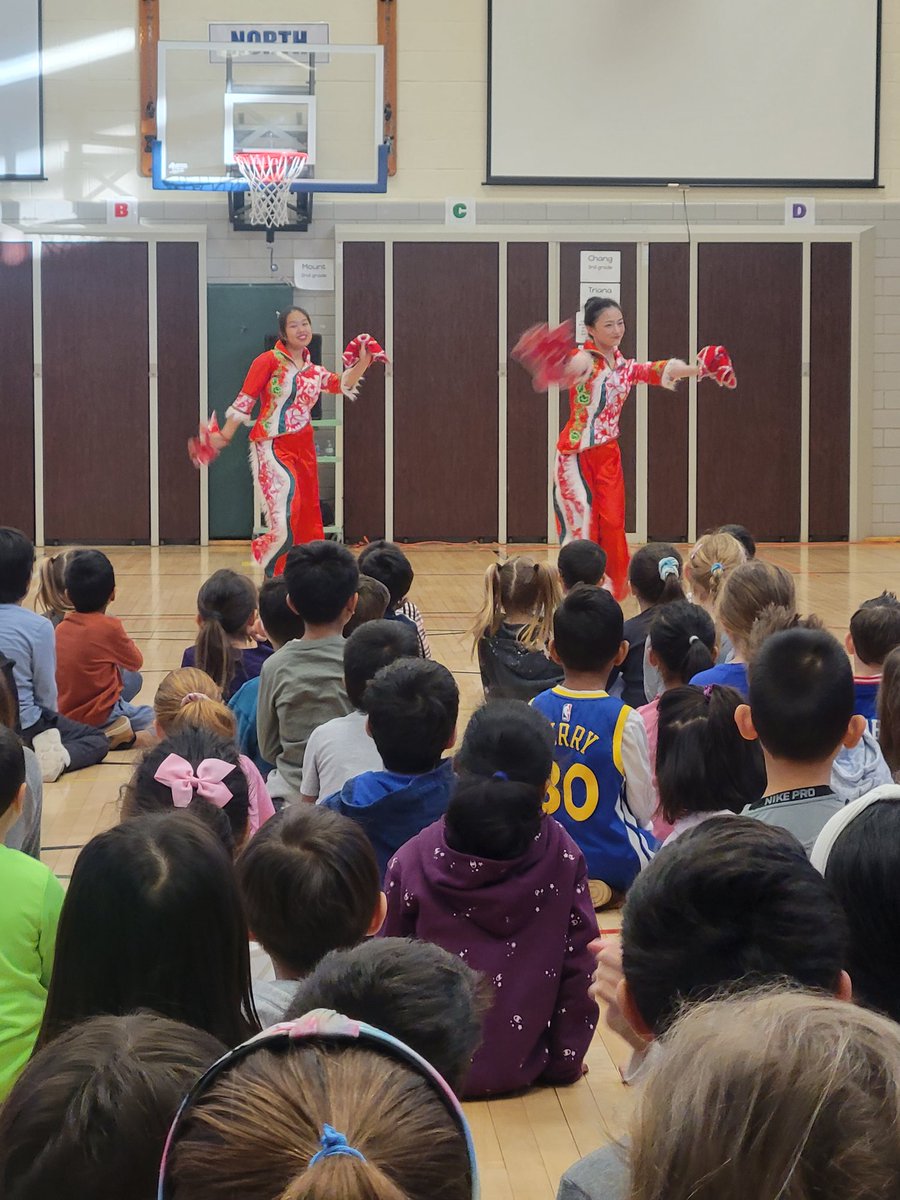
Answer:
[209, 23, 329, 63]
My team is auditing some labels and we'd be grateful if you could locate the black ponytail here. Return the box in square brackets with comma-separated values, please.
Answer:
[656, 684, 766, 824]
[649, 600, 716, 686]
[628, 544, 686, 607]
[445, 774, 544, 861]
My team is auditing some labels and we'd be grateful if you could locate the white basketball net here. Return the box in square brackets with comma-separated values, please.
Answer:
[233, 150, 308, 229]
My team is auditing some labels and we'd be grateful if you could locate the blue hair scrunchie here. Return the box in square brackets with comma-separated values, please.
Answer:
[493, 770, 509, 781]
[657, 556, 680, 582]
[308, 1125, 367, 1169]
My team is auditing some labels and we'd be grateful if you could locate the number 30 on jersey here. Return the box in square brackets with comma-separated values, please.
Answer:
[543, 761, 600, 822]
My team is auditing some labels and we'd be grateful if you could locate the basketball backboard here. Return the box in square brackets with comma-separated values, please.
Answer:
[151, 41, 388, 193]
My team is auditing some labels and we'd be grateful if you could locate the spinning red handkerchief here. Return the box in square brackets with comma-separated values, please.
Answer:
[342, 333, 389, 368]
[697, 345, 737, 389]
[187, 412, 222, 468]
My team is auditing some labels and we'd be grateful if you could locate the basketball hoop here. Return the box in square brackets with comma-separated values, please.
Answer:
[233, 150, 308, 229]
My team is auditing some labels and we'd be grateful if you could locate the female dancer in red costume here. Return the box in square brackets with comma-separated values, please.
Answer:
[514, 298, 735, 599]
[190, 308, 384, 576]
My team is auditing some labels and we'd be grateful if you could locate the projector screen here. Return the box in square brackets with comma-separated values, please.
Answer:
[0, 0, 43, 179]
[487, 0, 880, 186]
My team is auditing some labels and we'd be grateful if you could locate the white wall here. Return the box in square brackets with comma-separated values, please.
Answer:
[2, 0, 899, 535]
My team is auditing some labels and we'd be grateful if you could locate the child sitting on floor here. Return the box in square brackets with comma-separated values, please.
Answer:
[557, 540, 608, 593]
[228, 577, 304, 775]
[532, 585, 656, 907]
[257, 541, 358, 802]
[182, 569, 272, 702]
[152, 668, 274, 837]
[0, 528, 107, 781]
[0, 725, 64, 1100]
[472, 555, 562, 701]
[299, 619, 419, 804]
[358, 540, 431, 657]
[237, 803, 385, 1026]
[684, 529, 746, 664]
[380, 699, 599, 1098]
[320, 658, 459, 878]
[846, 591, 900, 736]
[636, 599, 717, 838]
[55, 550, 155, 749]
[286, 937, 487, 1094]
[613, 543, 686, 707]
[343, 574, 390, 636]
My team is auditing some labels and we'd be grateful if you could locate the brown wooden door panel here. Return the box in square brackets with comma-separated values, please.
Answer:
[0, 244, 35, 539]
[809, 243, 852, 541]
[343, 242, 386, 543]
[42, 242, 150, 543]
[697, 243, 802, 541]
[559, 244, 637, 531]
[647, 243, 690, 541]
[393, 243, 499, 541]
[507, 242, 549, 541]
[157, 242, 200, 543]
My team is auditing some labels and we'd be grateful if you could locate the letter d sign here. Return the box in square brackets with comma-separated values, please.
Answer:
[445, 198, 476, 227]
[785, 197, 815, 227]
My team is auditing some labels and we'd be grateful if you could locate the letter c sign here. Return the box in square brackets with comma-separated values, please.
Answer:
[445, 198, 476, 227]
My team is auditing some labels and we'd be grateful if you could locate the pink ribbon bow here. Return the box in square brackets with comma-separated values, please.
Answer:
[153, 753, 235, 809]
[342, 333, 389, 368]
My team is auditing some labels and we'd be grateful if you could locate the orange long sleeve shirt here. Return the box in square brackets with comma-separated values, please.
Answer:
[55, 611, 143, 726]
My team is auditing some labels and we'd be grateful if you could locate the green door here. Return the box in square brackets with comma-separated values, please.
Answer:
[207, 283, 293, 538]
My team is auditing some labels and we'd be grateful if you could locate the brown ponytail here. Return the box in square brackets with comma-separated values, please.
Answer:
[35, 551, 76, 622]
[193, 570, 258, 693]
[167, 1043, 473, 1200]
[717, 562, 797, 656]
[470, 562, 504, 647]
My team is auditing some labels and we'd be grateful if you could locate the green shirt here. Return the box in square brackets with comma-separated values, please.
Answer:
[257, 635, 353, 796]
[0, 846, 64, 1099]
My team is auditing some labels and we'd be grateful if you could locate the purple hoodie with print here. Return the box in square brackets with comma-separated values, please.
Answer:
[380, 815, 599, 1099]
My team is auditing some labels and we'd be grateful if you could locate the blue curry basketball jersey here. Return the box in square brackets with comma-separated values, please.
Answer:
[531, 686, 656, 892]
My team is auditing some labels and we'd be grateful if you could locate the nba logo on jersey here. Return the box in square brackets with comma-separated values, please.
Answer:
[562, 703, 572, 722]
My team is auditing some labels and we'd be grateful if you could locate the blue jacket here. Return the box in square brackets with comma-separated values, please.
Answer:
[321, 759, 455, 878]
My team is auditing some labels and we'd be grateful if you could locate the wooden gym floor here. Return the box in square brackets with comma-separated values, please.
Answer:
[35, 539, 900, 1200]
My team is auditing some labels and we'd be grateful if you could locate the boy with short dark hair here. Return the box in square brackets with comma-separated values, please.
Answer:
[737, 626, 866, 853]
[257, 541, 359, 801]
[718, 523, 757, 560]
[320, 658, 459, 877]
[55, 550, 155, 748]
[0, 529, 107, 780]
[300, 619, 419, 803]
[229, 577, 304, 773]
[846, 591, 900, 734]
[358, 540, 431, 657]
[532, 585, 656, 905]
[237, 804, 385, 1026]
[557, 540, 608, 592]
[286, 937, 488, 1093]
[343, 574, 390, 637]
[557, 818, 850, 1200]
[0, 724, 65, 1098]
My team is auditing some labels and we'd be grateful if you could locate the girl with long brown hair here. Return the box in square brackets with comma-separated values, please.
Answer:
[471, 556, 562, 701]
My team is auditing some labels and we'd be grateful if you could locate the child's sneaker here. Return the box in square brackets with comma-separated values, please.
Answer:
[105, 715, 135, 749]
[32, 728, 70, 782]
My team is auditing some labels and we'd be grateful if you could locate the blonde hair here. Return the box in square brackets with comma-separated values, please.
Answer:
[470, 557, 560, 651]
[35, 551, 77, 621]
[629, 990, 900, 1200]
[685, 532, 745, 604]
[167, 1042, 473, 1200]
[717, 560, 796, 654]
[154, 668, 237, 741]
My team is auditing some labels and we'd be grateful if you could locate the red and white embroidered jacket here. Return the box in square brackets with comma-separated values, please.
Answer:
[558, 343, 675, 455]
[226, 340, 344, 443]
